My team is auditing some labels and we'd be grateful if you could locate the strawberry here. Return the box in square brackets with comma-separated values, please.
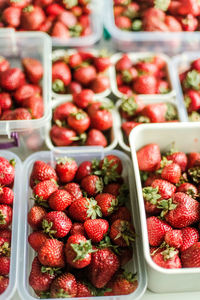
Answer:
[51, 22, 70, 41]
[46, 3, 65, 16]
[164, 230, 183, 248]
[0, 57, 9, 73]
[110, 219, 135, 247]
[14, 84, 36, 104]
[116, 55, 132, 72]
[180, 14, 198, 31]
[84, 219, 109, 243]
[0, 187, 14, 205]
[65, 234, 94, 268]
[178, 0, 200, 16]
[67, 110, 90, 134]
[2, 7, 21, 28]
[33, 180, 58, 206]
[76, 281, 94, 297]
[42, 211, 72, 238]
[0, 229, 11, 241]
[74, 65, 97, 86]
[0, 205, 12, 229]
[115, 15, 132, 29]
[0, 68, 25, 91]
[58, 11, 77, 28]
[48, 190, 72, 211]
[187, 152, 200, 169]
[157, 80, 170, 94]
[88, 248, 119, 288]
[22, 95, 44, 119]
[181, 242, 200, 268]
[22, 58, 43, 84]
[184, 90, 200, 113]
[52, 61, 71, 92]
[38, 239, 65, 268]
[90, 107, 113, 131]
[136, 60, 159, 76]
[90, 75, 110, 93]
[69, 81, 82, 94]
[50, 273, 77, 298]
[85, 129, 107, 147]
[0, 157, 15, 186]
[56, 157, 78, 183]
[177, 183, 198, 197]
[147, 216, 172, 246]
[120, 96, 144, 119]
[99, 155, 123, 180]
[166, 151, 188, 172]
[103, 183, 121, 196]
[38, 15, 55, 32]
[28, 206, 46, 229]
[94, 56, 111, 72]
[68, 53, 82, 68]
[9, 108, 32, 120]
[71, 5, 82, 16]
[137, 144, 161, 172]
[118, 85, 133, 96]
[165, 192, 200, 228]
[95, 193, 118, 217]
[68, 197, 102, 222]
[30, 160, 57, 188]
[143, 186, 163, 215]
[141, 103, 177, 123]
[81, 175, 103, 196]
[107, 271, 138, 295]
[109, 206, 131, 224]
[0, 256, 10, 275]
[180, 227, 199, 252]
[75, 161, 92, 182]
[133, 75, 157, 94]
[152, 247, 182, 269]
[161, 163, 181, 184]
[121, 67, 138, 83]
[64, 182, 82, 202]
[73, 89, 94, 109]
[70, 223, 85, 236]
[50, 125, 76, 146]
[9, 0, 30, 8]
[28, 231, 49, 252]
[122, 121, 141, 137]
[151, 179, 176, 199]
[0, 276, 9, 295]
[21, 5, 45, 30]
[53, 102, 77, 122]
[29, 257, 54, 294]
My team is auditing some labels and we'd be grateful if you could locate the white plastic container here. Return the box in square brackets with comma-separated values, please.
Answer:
[129, 123, 200, 293]
[0, 151, 21, 300]
[104, 0, 200, 54]
[116, 97, 184, 153]
[52, 49, 111, 101]
[18, 149, 147, 300]
[0, 30, 52, 159]
[110, 52, 176, 100]
[45, 97, 120, 152]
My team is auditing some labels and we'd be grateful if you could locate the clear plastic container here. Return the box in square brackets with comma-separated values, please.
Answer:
[0, 30, 52, 159]
[129, 123, 200, 293]
[52, 49, 111, 101]
[110, 52, 176, 100]
[0, 150, 21, 300]
[45, 97, 119, 152]
[18, 149, 147, 300]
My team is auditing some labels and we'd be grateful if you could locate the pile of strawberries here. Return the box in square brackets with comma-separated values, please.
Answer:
[114, 0, 200, 32]
[115, 54, 170, 96]
[27, 155, 138, 297]
[0, 0, 92, 40]
[50, 91, 114, 147]
[119, 96, 178, 141]
[0, 56, 44, 120]
[180, 57, 200, 121]
[137, 143, 200, 269]
[0, 156, 16, 295]
[52, 51, 110, 95]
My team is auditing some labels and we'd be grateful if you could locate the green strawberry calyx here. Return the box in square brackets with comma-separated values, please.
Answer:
[70, 133, 87, 145]
[0, 211, 6, 225]
[63, 0, 78, 9]
[142, 186, 161, 205]
[41, 266, 62, 276]
[115, 220, 135, 246]
[123, 5, 139, 19]
[122, 70, 134, 83]
[99, 101, 114, 111]
[120, 97, 138, 116]
[71, 110, 86, 120]
[154, 0, 170, 11]
[54, 289, 70, 298]
[69, 24, 83, 37]
[97, 236, 120, 254]
[161, 246, 178, 261]
[52, 79, 65, 93]
[134, 115, 150, 123]
[33, 194, 49, 208]
[122, 270, 137, 283]
[9, 159, 16, 167]
[157, 198, 177, 218]
[23, 5, 34, 12]
[56, 157, 74, 165]
[107, 197, 119, 214]
[132, 19, 142, 31]
[0, 242, 10, 256]
[42, 219, 57, 238]
[156, 156, 172, 174]
[189, 111, 200, 122]
[95, 178, 104, 194]
[71, 239, 96, 262]
[165, 103, 178, 121]
[91, 159, 100, 171]
[184, 95, 191, 109]
[39, 291, 51, 299]
[86, 198, 102, 219]
[94, 158, 120, 184]
[188, 166, 200, 183]
[184, 70, 200, 91]
[140, 171, 149, 183]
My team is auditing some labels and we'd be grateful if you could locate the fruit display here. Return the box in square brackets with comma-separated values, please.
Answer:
[179, 57, 200, 121]
[49, 95, 115, 148]
[0, 0, 92, 41]
[136, 142, 200, 269]
[0, 56, 44, 120]
[52, 50, 111, 96]
[113, 0, 200, 32]
[112, 53, 172, 96]
[27, 154, 138, 298]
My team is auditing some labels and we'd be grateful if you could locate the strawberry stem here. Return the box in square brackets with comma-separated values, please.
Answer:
[71, 239, 96, 262]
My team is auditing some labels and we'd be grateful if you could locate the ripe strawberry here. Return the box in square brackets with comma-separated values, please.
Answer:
[2, 7, 21, 28]
[109, 206, 131, 224]
[95, 193, 118, 217]
[187, 152, 200, 169]
[177, 183, 198, 197]
[64, 182, 82, 202]
[184, 90, 200, 113]
[22, 57, 43, 84]
[53, 102, 77, 122]
[99, 155, 123, 179]
[0, 68, 25, 91]
[29, 257, 54, 294]
[51, 22, 70, 41]
[10, 108, 32, 120]
[90, 107, 113, 131]
[0, 237, 10, 256]
[120, 96, 144, 120]
[181, 242, 200, 268]
[48, 190, 72, 211]
[28, 231, 49, 252]
[56, 157, 78, 183]
[76, 281, 93, 297]
[0, 57, 9, 73]
[90, 75, 110, 93]
[178, 0, 200, 16]
[50, 125, 76, 146]
[74, 65, 97, 86]
[84, 219, 109, 243]
[9, 0, 31, 8]
[21, 5, 45, 30]
[165, 192, 200, 228]
[14, 84, 36, 104]
[137, 144, 161, 172]
[116, 55, 132, 72]
[0, 276, 9, 295]
[52, 61, 71, 91]
[81, 175, 103, 196]
[50, 273, 77, 298]
[88, 248, 119, 288]
[58, 11, 77, 28]
[46, 3, 65, 16]
[0, 93, 12, 111]
[94, 56, 111, 73]
[68, 53, 82, 68]
[28, 206, 46, 229]
[0, 187, 14, 206]
[68, 110, 90, 134]
[73, 89, 94, 109]
[141, 103, 177, 123]
[161, 163, 181, 184]
[0, 205, 12, 229]
[70, 223, 85, 236]
[180, 227, 199, 252]
[110, 219, 135, 247]
[151, 179, 176, 199]
[42, 211, 72, 238]
[122, 121, 140, 137]
[85, 129, 107, 147]
[22, 95, 44, 119]
[69, 81, 82, 94]
[75, 161, 92, 182]
[30, 160, 57, 188]
[133, 75, 157, 94]
[164, 230, 183, 248]
[33, 180, 58, 206]
[152, 247, 182, 269]
[0, 256, 10, 275]
[166, 151, 188, 172]
[147, 216, 172, 246]
[65, 234, 94, 268]
[107, 271, 138, 295]
[38, 239, 65, 268]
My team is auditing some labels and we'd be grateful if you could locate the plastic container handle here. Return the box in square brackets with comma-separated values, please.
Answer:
[0, 132, 19, 149]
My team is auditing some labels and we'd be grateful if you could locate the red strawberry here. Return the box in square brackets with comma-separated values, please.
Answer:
[136, 60, 159, 76]
[157, 80, 170, 94]
[0, 157, 15, 186]
[9, 0, 31, 8]
[115, 15, 132, 29]
[166, 151, 188, 172]
[181, 242, 200, 268]
[0, 68, 25, 91]
[110, 219, 135, 247]
[192, 58, 200, 71]
[152, 247, 182, 269]
[137, 144, 161, 172]
[100, 155, 123, 178]
[50, 273, 77, 298]
[0, 187, 14, 205]
[53, 102, 77, 122]
[94, 56, 111, 72]
[70, 223, 85, 236]
[120, 96, 144, 119]
[161, 163, 181, 184]
[187, 152, 200, 169]
[95, 193, 118, 217]
[10, 108, 32, 120]
[81, 175, 103, 196]
[71, 5, 82, 16]
[46, 3, 65, 16]
[0, 205, 12, 229]
[88, 248, 119, 288]
[84, 219, 109, 243]
[76, 281, 93, 297]
[30, 160, 57, 188]
[116, 55, 132, 72]
[22, 57, 43, 84]
[50, 125, 76, 146]
[33, 180, 58, 206]
[21, 5, 45, 30]
[109, 206, 131, 224]
[184, 90, 200, 113]
[0, 57, 9, 73]
[165, 192, 200, 228]
[144, 174, 161, 187]
[141, 103, 177, 123]
[147, 216, 172, 246]
[48, 189, 72, 211]
[28, 231, 49, 252]
[65, 234, 94, 268]
[2, 7, 21, 28]
[64, 182, 82, 202]
[22, 95, 44, 119]
[178, 0, 200, 16]
[56, 157, 78, 183]
[151, 179, 176, 199]
[0, 229, 11, 242]
[69, 81, 82, 94]
[85, 129, 107, 147]
[133, 75, 157, 94]
[90, 75, 110, 93]
[74, 65, 97, 86]
[68, 53, 82, 69]
[0, 276, 9, 295]
[75, 161, 92, 182]
[38, 239, 65, 268]
[28, 206, 46, 229]
[121, 67, 138, 84]
[90, 108, 113, 131]
[180, 14, 198, 31]
[38, 15, 55, 32]
[68, 110, 90, 134]
[180, 227, 199, 252]
[0, 257, 10, 275]
[14, 84, 36, 104]
[164, 230, 183, 248]
[165, 15, 182, 31]
[42, 211, 72, 238]
[73, 89, 94, 109]
[58, 11, 77, 28]
[52, 61, 71, 91]
[118, 85, 133, 96]
[106, 271, 138, 295]
[51, 22, 70, 41]
[68, 197, 102, 222]
[122, 121, 141, 137]
[177, 183, 198, 197]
